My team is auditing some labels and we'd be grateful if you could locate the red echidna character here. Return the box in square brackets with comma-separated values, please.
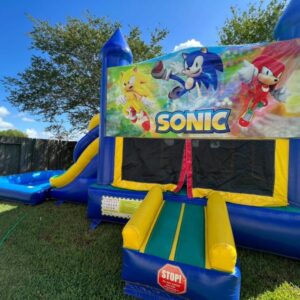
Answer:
[238, 55, 286, 127]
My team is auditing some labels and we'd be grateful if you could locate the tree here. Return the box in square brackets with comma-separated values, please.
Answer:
[0, 129, 28, 138]
[2, 14, 168, 134]
[219, 0, 286, 45]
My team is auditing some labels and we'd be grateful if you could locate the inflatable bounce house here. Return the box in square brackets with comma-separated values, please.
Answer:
[0, 0, 300, 299]
[90, 1, 300, 298]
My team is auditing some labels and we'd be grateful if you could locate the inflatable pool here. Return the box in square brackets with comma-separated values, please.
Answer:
[0, 170, 63, 205]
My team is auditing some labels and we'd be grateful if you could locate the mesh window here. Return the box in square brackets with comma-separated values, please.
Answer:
[122, 138, 185, 184]
[192, 140, 275, 196]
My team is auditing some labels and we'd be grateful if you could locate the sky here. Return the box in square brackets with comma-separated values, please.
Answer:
[0, 0, 273, 139]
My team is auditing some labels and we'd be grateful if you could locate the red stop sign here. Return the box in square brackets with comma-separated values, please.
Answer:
[157, 264, 187, 294]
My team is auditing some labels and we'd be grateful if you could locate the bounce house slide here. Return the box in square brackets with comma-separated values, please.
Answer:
[122, 187, 240, 299]
[50, 115, 100, 203]
[0, 170, 63, 205]
[73, 114, 100, 162]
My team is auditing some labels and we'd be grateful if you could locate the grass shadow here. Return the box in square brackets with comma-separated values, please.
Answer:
[239, 248, 300, 299]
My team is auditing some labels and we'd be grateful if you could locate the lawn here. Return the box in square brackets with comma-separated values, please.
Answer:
[0, 201, 300, 300]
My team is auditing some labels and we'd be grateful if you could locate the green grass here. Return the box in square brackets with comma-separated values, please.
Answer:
[0, 201, 300, 300]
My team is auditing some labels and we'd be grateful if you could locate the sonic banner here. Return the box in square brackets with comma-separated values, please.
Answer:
[106, 38, 300, 138]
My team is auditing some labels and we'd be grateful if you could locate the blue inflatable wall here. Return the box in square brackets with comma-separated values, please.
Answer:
[274, 0, 300, 40]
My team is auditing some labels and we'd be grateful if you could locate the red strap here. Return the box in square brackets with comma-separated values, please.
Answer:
[185, 140, 193, 199]
[173, 141, 187, 193]
[173, 139, 193, 199]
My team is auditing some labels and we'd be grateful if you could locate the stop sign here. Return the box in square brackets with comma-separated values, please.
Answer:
[157, 264, 187, 294]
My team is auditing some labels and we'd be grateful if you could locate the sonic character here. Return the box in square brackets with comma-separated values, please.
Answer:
[238, 55, 286, 127]
[151, 48, 223, 100]
[117, 66, 154, 131]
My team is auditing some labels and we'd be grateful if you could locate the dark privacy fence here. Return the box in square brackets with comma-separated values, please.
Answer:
[0, 136, 76, 176]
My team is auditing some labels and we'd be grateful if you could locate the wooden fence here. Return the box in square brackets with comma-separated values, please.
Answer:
[0, 136, 76, 175]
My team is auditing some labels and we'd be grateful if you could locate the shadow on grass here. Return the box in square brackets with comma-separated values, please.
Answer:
[239, 247, 300, 300]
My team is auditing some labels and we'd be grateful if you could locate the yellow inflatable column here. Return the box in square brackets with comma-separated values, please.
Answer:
[206, 191, 237, 273]
[122, 186, 163, 250]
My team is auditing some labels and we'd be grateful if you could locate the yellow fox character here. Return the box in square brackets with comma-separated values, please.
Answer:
[117, 66, 154, 131]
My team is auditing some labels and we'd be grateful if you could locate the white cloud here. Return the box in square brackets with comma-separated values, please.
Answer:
[40, 131, 53, 139]
[25, 128, 56, 140]
[22, 117, 35, 123]
[173, 39, 203, 52]
[0, 106, 10, 117]
[0, 117, 14, 130]
[26, 128, 38, 138]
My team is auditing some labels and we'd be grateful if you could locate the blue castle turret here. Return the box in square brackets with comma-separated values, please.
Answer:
[274, 0, 300, 40]
[98, 29, 133, 185]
